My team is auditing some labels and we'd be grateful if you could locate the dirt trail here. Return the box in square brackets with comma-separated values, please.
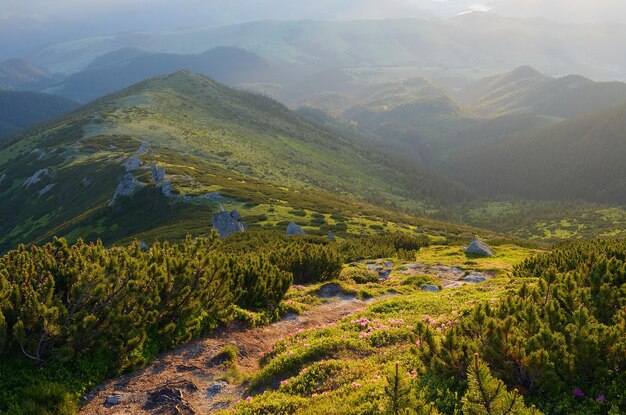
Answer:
[79, 297, 370, 415]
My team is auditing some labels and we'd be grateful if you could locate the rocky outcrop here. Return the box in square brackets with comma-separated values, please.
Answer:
[123, 156, 142, 171]
[38, 183, 56, 196]
[157, 181, 174, 197]
[108, 173, 144, 206]
[137, 143, 149, 155]
[31, 148, 46, 160]
[421, 284, 441, 292]
[81, 176, 93, 187]
[151, 163, 165, 182]
[211, 209, 245, 238]
[461, 272, 487, 283]
[23, 168, 49, 188]
[286, 222, 306, 236]
[464, 237, 494, 257]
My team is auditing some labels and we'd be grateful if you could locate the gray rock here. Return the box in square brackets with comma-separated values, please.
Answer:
[157, 181, 174, 197]
[379, 269, 392, 279]
[383, 261, 395, 268]
[139, 241, 149, 251]
[23, 168, 49, 188]
[212, 209, 245, 238]
[151, 163, 165, 182]
[206, 381, 229, 399]
[38, 183, 56, 196]
[464, 237, 494, 257]
[421, 284, 441, 292]
[327, 232, 334, 240]
[199, 192, 222, 200]
[286, 222, 306, 236]
[81, 177, 93, 187]
[405, 263, 420, 269]
[104, 395, 125, 406]
[230, 209, 242, 222]
[461, 272, 487, 283]
[31, 148, 46, 160]
[367, 264, 383, 272]
[137, 143, 149, 155]
[123, 156, 142, 171]
[318, 283, 342, 298]
[0, 173, 6, 184]
[108, 173, 145, 206]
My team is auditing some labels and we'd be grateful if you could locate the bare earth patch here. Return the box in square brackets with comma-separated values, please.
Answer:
[80, 297, 371, 415]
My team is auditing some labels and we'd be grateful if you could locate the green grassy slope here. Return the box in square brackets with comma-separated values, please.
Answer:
[0, 71, 476, 253]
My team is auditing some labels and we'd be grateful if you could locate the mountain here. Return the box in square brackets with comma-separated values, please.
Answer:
[0, 90, 78, 137]
[0, 71, 473, 252]
[30, 15, 626, 81]
[45, 47, 292, 102]
[457, 66, 626, 117]
[442, 103, 626, 204]
[0, 58, 60, 90]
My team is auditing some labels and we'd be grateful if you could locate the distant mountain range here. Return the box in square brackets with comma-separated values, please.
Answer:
[28, 15, 626, 81]
[0, 58, 62, 90]
[45, 47, 295, 102]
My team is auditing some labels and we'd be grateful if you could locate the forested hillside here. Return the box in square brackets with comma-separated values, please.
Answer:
[0, 90, 78, 137]
[442, 103, 626, 204]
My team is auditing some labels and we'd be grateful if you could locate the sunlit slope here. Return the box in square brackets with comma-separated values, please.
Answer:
[0, 71, 474, 252]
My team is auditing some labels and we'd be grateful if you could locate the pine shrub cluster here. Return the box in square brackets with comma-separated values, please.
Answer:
[417, 239, 626, 414]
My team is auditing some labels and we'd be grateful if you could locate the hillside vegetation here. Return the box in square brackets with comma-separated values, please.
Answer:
[0, 71, 476, 253]
[46, 47, 291, 102]
[442, 103, 626, 204]
[0, 90, 78, 137]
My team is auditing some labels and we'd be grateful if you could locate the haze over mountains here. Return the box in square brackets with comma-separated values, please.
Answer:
[1, 5, 626, 250]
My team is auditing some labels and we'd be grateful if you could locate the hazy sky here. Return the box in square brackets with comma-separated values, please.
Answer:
[1, 0, 626, 59]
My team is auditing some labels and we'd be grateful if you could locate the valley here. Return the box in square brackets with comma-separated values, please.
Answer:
[1, 6, 625, 415]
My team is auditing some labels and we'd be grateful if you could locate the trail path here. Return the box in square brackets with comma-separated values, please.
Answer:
[80, 260, 491, 415]
[80, 297, 370, 415]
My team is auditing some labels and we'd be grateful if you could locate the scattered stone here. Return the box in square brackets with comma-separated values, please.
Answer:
[151, 163, 165, 182]
[123, 156, 142, 171]
[379, 269, 392, 279]
[137, 143, 149, 155]
[0, 173, 6, 184]
[38, 183, 56, 196]
[23, 168, 49, 188]
[318, 283, 342, 298]
[206, 381, 228, 399]
[140, 241, 149, 251]
[327, 232, 334, 240]
[405, 264, 420, 269]
[421, 284, 441, 292]
[464, 237, 494, 257]
[201, 192, 222, 200]
[31, 148, 46, 160]
[367, 264, 383, 272]
[157, 181, 174, 197]
[383, 260, 395, 268]
[108, 173, 145, 206]
[461, 272, 487, 283]
[286, 222, 306, 236]
[81, 176, 93, 187]
[104, 395, 125, 406]
[212, 209, 245, 238]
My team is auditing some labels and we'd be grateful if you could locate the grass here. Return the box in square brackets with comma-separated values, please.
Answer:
[218, 242, 531, 414]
